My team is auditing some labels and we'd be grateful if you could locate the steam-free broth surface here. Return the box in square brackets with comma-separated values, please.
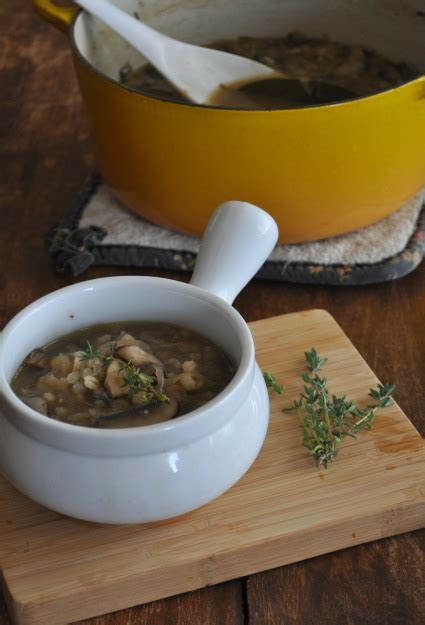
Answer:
[12, 322, 236, 428]
[121, 32, 417, 108]
[207, 75, 357, 109]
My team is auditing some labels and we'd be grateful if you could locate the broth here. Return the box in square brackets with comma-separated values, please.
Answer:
[12, 322, 236, 428]
[121, 32, 417, 109]
[208, 75, 357, 109]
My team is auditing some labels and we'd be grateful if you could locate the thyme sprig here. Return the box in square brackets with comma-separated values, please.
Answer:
[263, 371, 284, 394]
[287, 348, 395, 468]
[79, 341, 115, 363]
[119, 359, 169, 403]
[79, 341, 101, 361]
[103, 343, 115, 363]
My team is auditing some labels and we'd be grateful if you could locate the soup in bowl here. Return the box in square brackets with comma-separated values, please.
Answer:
[12, 321, 236, 428]
[0, 201, 277, 523]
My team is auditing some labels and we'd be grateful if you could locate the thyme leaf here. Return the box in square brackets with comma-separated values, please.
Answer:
[79, 341, 115, 363]
[119, 359, 169, 403]
[263, 371, 284, 394]
[286, 348, 395, 469]
[78, 341, 101, 361]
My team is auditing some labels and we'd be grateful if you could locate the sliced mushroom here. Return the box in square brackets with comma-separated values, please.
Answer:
[115, 333, 140, 348]
[104, 359, 129, 398]
[21, 385, 44, 398]
[153, 364, 165, 393]
[115, 332, 151, 351]
[68, 411, 97, 427]
[115, 344, 162, 367]
[98, 340, 115, 359]
[25, 396, 48, 415]
[24, 348, 47, 370]
[98, 396, 179, 428]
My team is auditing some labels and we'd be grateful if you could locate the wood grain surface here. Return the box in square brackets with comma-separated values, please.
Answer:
[1, 2, 424, 624]
[1, 310, 423, 625]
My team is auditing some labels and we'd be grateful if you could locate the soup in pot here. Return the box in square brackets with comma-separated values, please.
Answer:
[12, 322, 236, 428]
[121, 32, 417, 108]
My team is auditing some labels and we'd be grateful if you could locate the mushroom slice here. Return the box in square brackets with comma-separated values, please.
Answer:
[115, 344, 162, 367]
[25, 396, 48, 415]
[153, 364, 165, 393]
[98, 396, 179, 428]
[24, 348, 46, 369]
[114, 333, 140, 348]
[104, 359, 129, 398]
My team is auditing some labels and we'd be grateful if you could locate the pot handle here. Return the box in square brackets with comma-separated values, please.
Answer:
[32, 0, 79, 33]
[190, 201, 278, 305]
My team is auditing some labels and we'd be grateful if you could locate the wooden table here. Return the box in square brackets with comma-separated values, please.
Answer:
[1, 2, 424, 624]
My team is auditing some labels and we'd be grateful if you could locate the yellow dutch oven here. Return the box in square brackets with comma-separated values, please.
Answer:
[33, 0, 425, 243]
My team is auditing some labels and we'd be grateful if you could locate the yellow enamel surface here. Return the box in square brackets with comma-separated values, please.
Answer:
[74, 57, 425, 243]
[32, 0, 78, 33]
[34, 0, 425, 243]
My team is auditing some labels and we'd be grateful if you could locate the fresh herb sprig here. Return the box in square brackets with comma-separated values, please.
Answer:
[103, 343, 115, 363]
[287, 348, 395, 468]
[79, 341, 115, 363]
[120, 359, 169, 403]
[263, 371, 284, 394]
[79, 341, 101, 361]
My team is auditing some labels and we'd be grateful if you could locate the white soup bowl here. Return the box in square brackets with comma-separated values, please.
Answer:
[0, 201, 278, 523]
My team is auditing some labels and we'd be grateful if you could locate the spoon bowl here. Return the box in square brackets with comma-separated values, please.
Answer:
[75, 0, 356, 107]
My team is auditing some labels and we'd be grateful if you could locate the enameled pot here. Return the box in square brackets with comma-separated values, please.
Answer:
[0, 201, 278, 523]
[33, 0, 425, 243]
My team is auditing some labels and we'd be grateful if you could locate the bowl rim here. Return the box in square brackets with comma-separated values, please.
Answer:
[0, 276, 255, 452]
[68, 9, 423, 112]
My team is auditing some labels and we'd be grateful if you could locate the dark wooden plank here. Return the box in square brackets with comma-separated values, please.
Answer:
[74, 584, 244, 625]
[0, 583, 243, 625]
[247, 533, 425, 625]
[1, 1, 423, 625]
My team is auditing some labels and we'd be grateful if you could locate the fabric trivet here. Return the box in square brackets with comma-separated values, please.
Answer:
[46, 173, 425, 285]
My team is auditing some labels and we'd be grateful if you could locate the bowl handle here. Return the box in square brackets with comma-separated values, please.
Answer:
[32, 0, 79, 33]
[190, 201, 278, 305]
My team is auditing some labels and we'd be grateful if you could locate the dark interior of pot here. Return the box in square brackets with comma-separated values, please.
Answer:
[73, 0, 425, 93]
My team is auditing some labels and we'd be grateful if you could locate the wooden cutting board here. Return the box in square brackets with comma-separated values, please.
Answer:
[1, 309, 424, 625]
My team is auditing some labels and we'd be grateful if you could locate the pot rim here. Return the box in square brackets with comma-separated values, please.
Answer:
[69, 9, 423, 112]
[0, 276, 255, 455]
